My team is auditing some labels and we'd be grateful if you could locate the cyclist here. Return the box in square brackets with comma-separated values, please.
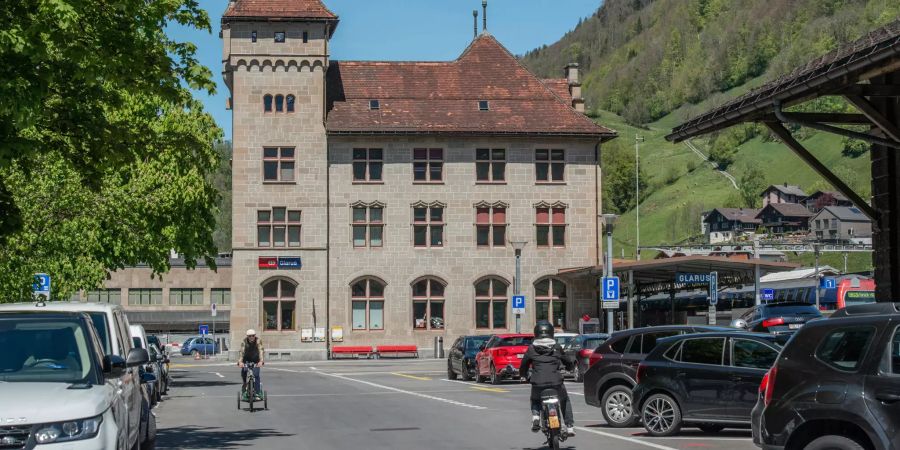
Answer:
[238, 329, 265, 400]
[519, 321, 576, 436]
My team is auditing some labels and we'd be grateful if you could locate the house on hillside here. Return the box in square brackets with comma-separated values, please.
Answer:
[803, 190, 853, 213]
[810, 206, 872, 244]
[762, 184, 807, 206]
[703, 208, 761, 244]
[756, 203, 813, 235]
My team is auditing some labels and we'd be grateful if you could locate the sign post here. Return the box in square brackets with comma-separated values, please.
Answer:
[211, 303, 217, 355]
[199, 324, 209, 359]
[32, 273, 51, 302]
[512, 295, 526, 332]
[601, 276, 620, 309]
[708, 271, 718, 325]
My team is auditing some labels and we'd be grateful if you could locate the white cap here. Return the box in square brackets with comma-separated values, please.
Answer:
[246, 329, 257, 336]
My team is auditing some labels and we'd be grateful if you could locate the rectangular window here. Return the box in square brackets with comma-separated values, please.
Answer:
[476, 148, 506, 182]
[536, 149, 565, 182]
[263, 147, 295, 182]
[536, 207, 566, 247]
[302, 31, 309, 43]
[413, 148, 443, 182]
[352, 205, 384, 248]
[476, 206, 506, 248]
[87, 289, 122, 304]
[169, 288, 204, 306]
[352, 148, 383, 182]
[681, 338, 725, 365]
[251, 30, 257, 43]
[257, 208, 301, 247]
[128, 289, 162, 306]
[478, 100, 490, 111]
[211, 288, 231, 306]
[891, 326, 900, 374]
[413, 205, 444, 247]
[817, 326, 875, 372]
[274, 31, 286, 43]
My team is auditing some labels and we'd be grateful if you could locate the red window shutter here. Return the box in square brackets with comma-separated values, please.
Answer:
[476, 208, 490, 224]
[536, 208, 549, 224]
[493, 208, 506, 224]
[552, 208, 566, 224]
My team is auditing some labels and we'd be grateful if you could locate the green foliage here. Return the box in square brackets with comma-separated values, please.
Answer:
[602, 140, 649, 214]
[0, 0, 223, 299]
[738, 166, 766, 208]
[709, 124, 761, 168]
[841, 137, 869, 158]
[211, 141, 233, 253]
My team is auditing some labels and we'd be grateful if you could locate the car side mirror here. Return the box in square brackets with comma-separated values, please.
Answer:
[103, 355, 127, 378]
[140, 372, 157, 384]
[731, 318, 748, 329]
[126, 348, 149, 368]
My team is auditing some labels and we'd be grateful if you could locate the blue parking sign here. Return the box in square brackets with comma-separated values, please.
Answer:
[602, 277, 620, 301]
[512, 295, 526, 314]
[199, 325, 209, 336]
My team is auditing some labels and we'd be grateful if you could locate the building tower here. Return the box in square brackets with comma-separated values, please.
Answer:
[222, 0, 339, 353]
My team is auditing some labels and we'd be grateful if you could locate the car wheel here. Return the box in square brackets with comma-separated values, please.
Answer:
[447, 361, 458, 380]
[489, 364, 501, 385]
[697, 423, 725, 433]
[803, 435, 865, 450]
[461, 360, 473, 381]
[601, 385, 636, 428]
[191, 350, 199, 357]
[641, 393, 682, 437]
[474, 363, 485, 383]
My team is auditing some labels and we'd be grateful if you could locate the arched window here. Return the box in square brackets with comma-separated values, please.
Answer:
[263, 94, 273, 112]
[286, 94, 295, 112]
[351, 278, 384, 330]
[412, 278, 445, 330]
[475, 277, 508, 329]
[275, 94, 284, 112]
[535, 278, 567, 329]
[262, 279, 296, 331]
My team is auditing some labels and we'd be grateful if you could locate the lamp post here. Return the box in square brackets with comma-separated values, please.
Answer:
[510, 239, 528, 333]
[635, 135, 644, 260]
[602, 213, 618, 334]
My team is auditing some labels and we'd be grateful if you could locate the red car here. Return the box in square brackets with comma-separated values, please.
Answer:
[474, 333, 534, 384]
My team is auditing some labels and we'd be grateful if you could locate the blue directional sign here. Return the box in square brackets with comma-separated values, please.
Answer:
[199, 324, 209, 336]
[820, 278, 837, 289]
[32, 273, 50, 299]
[277, 257, 302, 269]
[709, 272, 718, 306]
[761, 288, 775, 301]
[602, 277, 620, 309]
[512, 295, 526, 315]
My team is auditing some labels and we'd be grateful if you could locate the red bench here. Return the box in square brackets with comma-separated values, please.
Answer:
[375, 345, 419, 358]
[331, 345, 375, 359]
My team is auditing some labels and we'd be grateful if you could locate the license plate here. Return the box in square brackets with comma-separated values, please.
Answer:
[789, 323, 802, 329]
[548, 416, 560, 429]
[517, 354, 524, 359]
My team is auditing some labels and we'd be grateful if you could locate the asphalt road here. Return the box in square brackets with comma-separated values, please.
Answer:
[154, 357, 758, 450]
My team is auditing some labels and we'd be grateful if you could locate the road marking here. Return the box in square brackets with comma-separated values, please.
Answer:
[441, 379, 530, 389]
[310, 367, 317, 370]
[330, 370, 444, 376]
[269, 368, 487, 410]
[208, 372, 224, 378]
[391, 372, 431, 381]
[576, 427, 679, 450]
[471, 386, 508, 393]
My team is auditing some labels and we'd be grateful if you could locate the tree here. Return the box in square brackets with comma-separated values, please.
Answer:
[738, 166, 766, 208]
[0, 0, 223, 299]
[603, 140, 649, 214]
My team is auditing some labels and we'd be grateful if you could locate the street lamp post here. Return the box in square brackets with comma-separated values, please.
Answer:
[510, 239, 528, 333]
[602, 213, 618, 334]
[635, 135, 644, 260]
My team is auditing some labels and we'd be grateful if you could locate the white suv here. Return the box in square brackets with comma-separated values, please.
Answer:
[0, 302, 150, 449]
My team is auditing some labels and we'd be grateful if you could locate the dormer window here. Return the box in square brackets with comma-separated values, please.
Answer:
[478, 100, 490, 111]
[369, 100, 380, 110]
[274, 31, 286, 43]
[251, 30, 257, 43]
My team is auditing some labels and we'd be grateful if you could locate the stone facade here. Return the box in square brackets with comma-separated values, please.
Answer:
[222, 3, 609, 359]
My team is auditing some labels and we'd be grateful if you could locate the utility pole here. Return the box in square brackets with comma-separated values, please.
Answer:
[754, 236, 761, 306]
[635, 134, 644, 260]
[814, 243, 821, 310]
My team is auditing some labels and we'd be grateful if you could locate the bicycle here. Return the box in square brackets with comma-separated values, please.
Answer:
[237, 361, 268, 412]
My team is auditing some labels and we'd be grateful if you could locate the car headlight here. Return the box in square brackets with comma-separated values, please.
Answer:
[34, 415, 102, 444]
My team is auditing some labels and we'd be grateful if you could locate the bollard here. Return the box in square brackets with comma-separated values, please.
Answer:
[438, 336, 445, 359]
[433, 336, 439, 359]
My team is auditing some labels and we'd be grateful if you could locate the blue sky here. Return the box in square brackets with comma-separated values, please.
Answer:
[166, 0, 600, 138]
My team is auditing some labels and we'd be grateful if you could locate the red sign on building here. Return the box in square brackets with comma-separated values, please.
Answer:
[258, 257, 278, 269]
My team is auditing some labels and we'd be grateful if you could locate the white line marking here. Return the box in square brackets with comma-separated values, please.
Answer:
[271, 367, 487, 410]
[576, 426, 679, 450]
[310, 367, 317, 370]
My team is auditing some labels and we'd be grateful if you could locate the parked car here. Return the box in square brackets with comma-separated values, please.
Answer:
[475, 334, 534, 384]
[583, 325, 735, 428]
[752, 302, 900, 450]
[633, 331, 783, 436]
[148, 343, 170, 395]
[130, 324, 161, 406]
[147, 335, 164, 353]
[0, 310, 154, 449]
[731, 302, 823, 334]
[562, 333, 609, 382]
[554, 332, 578, 347]
[447, 335, 491, 381]
[180, 336, 219, 356]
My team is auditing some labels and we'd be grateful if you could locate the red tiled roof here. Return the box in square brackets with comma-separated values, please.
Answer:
[223, 0, 337, 20]
[542, 79, 572, 102]
[326, 34, 614, 137]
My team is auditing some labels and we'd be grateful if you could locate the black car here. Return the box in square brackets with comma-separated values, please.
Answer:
[633, 332, 783, 436]
[447, 335, 491, 381]
[732, 302, 822, 334]
[583, 325, 734, 428]
[752, 302, 900, 450]
[562, 333, 609, 382]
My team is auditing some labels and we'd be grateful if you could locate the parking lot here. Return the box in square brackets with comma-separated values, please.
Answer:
[155, 357, 757, 450]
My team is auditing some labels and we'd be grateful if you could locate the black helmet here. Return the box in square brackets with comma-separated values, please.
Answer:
[534, 321, 554, 339]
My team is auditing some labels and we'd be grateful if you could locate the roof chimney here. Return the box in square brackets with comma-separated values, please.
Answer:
[482, 0, 487, 31]
[473, 10, 478, 38]
[565, 63, 585, 113]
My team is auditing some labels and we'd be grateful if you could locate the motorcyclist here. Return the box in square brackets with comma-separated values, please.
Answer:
[519, 321, 576, 436]
[238, 329, 265, 400]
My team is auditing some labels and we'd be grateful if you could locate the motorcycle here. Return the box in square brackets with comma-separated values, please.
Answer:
[539, 387, 568, 450]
